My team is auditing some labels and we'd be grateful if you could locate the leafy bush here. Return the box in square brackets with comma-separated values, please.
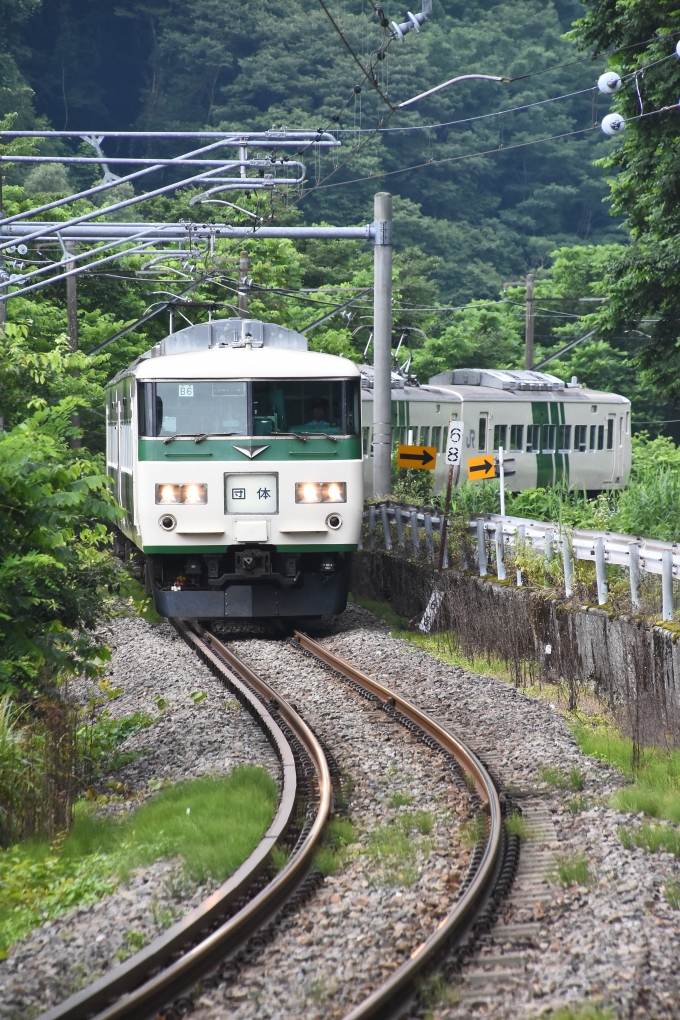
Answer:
[0, 401, 122, 697]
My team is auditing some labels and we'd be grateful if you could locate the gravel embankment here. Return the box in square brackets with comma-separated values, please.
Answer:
[191, 615, 472, 1020]
[0, 614, 280, 1020]
[318, 607, 680, 1020]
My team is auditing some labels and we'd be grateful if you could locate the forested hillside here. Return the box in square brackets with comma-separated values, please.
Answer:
[2, 0, 621, 300]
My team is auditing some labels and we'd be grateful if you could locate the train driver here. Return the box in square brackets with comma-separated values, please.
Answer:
[295, 397, 339, 434]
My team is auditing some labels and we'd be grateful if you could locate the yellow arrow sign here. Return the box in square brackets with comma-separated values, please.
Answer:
[397, 445, 437, 470]
[467, 454, 496, 480]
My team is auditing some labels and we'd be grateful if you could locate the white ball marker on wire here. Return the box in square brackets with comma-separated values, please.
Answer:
[598, 71, 622, 94]
[601, 112, 626, 135]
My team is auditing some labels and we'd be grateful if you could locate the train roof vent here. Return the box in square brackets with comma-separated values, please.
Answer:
[429, 368, 565, 391]
[158, 318, 308, 356]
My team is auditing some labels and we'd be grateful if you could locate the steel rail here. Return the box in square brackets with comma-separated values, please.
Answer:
[292, 631, 503, 1020]
[38, 620, 331, 1020]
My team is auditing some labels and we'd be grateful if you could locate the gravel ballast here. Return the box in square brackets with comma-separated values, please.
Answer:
[0, 614, 280, 1020]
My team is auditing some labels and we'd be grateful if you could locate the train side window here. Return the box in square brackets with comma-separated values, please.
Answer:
[478, 417, 487, 451]
[493, 424, 507, 449]
[557, 424, 571, 452]
[431, 426, 442, 451]
[574, 425, 587, 452]
[625, 411, 630, 433]
[442, 426, 448, 452]
[419, 426, 430, 446]
[509, 424, 523, 451]
[526, 425, 540, 453]
[542, 424, 556, 453]
[589, 424, 597, 451]
[606, 419, 614, 450]
[598, 424, 605, 451]
[618, 416, 623, 446]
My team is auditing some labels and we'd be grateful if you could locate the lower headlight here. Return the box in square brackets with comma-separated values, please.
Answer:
[296, 482, 322, 503]
[156, 483, 208, 504]
[295, 482, 346, 504]
[156, 483, 181, 504]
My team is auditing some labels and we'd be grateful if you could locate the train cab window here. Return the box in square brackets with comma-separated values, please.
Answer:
[542, 424, 556, 453]
[557, 425, 571, 452]
[146, 381, 248, 437]
[493, 424, 507, 450]
[574, 425, 587, 452]
[431, 426, 442, 451]
[509, 425, 523, 451]
[419, 426, 430, 446]
[478, 417, 488, 451]
[252, 379, 359, 436]
[526, 425, 540, 453]
[607, 418, 614, 450]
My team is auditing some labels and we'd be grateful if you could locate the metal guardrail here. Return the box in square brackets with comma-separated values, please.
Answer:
[360, 503, 680, 621]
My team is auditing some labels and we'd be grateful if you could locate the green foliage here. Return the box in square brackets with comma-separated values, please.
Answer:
[505, 811, 530, 841]
[389, 792, 413, 808]
[314, 817, 357, 877]
[367, 812, 434, 886]
[664, 878, 680, 909]
[460, 812, 488, 849]
[0, 767, 277, 954]
[0, 401, 123, 696]
[568, 6, 680, 403]
[549, 853, 595, 887]
[618, 822, 680, 858]
[540, 766, 585, 792]
[79, 709, 154, 776]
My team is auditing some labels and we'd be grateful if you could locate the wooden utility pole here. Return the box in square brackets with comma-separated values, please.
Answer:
[524, 272, 535, 369]
[238, 250, 249, 316]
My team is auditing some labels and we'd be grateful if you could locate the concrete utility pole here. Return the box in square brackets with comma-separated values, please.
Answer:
[524, 272, 534, 369]
[0, 165, 6, 333]
[238, 250, 249, 316]
[372, 192, 393, 497]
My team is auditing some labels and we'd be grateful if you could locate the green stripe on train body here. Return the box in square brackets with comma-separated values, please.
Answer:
[143, 544, 358, 554]
[137, 436, 362, 462]
[531, 401, 569, 488]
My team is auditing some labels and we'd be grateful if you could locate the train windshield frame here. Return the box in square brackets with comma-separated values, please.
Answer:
[137, 378, 360, 438]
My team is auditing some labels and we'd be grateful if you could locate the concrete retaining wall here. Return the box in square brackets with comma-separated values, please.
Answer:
[352, 551, 680, 745]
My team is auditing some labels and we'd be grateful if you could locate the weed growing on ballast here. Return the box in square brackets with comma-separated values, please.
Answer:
[460, 812, 487, 849]
[505, 811, 530, 841]
[618, 822, 680, 857]
[663, 878, 680, 909]
[314, 817, 357, 877]
[548, 853, 595, 888]
[540, 766, 585, 792]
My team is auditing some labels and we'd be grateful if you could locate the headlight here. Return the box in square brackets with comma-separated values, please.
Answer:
[181, 483, 208, 504]
[156, 483, 207, 504]
[321, 482, 346, 503]
[295, 482, 347, 504]
[156, 483, 181, 504]
[296, 482, 322, 504]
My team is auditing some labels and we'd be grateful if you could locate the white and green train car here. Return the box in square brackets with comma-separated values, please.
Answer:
[360, 367, 631, 494]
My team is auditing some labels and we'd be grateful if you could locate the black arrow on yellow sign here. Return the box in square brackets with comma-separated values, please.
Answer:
[400, 448, 435, 466]
[469, 457, 495, 475]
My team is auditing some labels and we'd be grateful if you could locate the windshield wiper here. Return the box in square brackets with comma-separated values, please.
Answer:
[297, 432, 339, 443]
[272, 431, 307, 443]
[162, 432, 238, 445]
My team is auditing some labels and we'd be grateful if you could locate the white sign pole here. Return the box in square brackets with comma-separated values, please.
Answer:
[438, 421, 464, 571]
[499, 445, 506, 516]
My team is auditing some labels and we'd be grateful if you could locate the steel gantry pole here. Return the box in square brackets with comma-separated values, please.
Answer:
[372, 192, 393, 497]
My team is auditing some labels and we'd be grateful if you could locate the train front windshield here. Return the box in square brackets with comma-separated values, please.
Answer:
[138, 379, 360, 437]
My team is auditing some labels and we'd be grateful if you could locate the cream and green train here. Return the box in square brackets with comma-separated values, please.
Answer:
[360, 367, 631, 494]
[106, 318, 363, 620]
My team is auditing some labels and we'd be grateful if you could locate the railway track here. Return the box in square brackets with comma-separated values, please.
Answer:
[37, 622, 511, 1020]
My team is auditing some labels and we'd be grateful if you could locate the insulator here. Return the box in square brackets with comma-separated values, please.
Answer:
[602, 112, 625, 135]
[676, 40, 680, 58]
[598, 71, 622, 94]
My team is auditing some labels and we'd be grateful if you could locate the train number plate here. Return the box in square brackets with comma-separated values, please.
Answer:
[224, 473, 278, 514]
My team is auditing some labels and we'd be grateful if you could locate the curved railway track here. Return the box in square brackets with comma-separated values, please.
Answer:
[37, 622, 511, 1020]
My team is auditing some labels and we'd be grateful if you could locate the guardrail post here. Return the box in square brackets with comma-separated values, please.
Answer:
[516, 524, 524, 586]
[439, 515, 449, 569]
[545, 528, 554, 562]
[394, 507, 405, 549]
[477, 519, 487, 577]
[368, 505, 376, 551]
[662, 549, 674, 621]
[562, 532, 574, 598]
[495, 521, 506, 580]
[410, 511, 420, 557]
[424, 513, 435, 563]
[628, 542, 640, 611]
[380, 504, 392, 551]
[595, 537, 608, 605]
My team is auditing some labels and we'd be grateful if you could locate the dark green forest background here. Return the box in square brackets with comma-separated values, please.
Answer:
[0, 0, 675, 429]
